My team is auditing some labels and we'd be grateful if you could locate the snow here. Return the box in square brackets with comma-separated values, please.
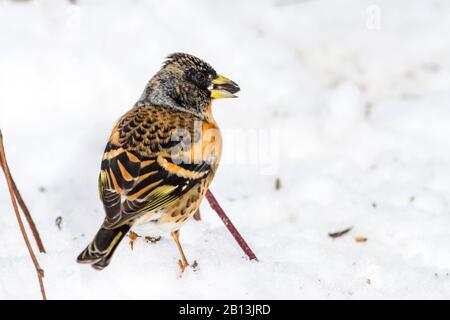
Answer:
[1, 0, 450, 299]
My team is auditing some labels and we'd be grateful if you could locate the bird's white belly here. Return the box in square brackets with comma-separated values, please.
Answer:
[131, 210, 180, 236]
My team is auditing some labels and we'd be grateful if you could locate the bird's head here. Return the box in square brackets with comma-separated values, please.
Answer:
[141, 53, 240, 115]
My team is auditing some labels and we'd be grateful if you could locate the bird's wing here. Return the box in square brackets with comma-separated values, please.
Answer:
[99, 106, 212, 229]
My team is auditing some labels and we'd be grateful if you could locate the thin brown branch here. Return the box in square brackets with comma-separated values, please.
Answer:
[0, 130, 46, 300]
[0, 143, 45, 253]
[206, 189, 258, 261]
[5, 170, 46, 252]
[193, 208, 201, 221]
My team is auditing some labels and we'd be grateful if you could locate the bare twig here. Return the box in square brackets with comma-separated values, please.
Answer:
[0, 130, 46, 300]
[206, 189, 257, 261]
[328, 226, 353, 239]
[193, 209, 201, 221]
[0, 144, 45, 253]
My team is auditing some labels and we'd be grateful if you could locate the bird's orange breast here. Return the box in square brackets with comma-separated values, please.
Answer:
[200, 104, 222, 171]
[167, 104, 221, 171]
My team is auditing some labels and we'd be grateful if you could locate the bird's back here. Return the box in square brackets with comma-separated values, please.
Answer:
[99, 102, 222, 230]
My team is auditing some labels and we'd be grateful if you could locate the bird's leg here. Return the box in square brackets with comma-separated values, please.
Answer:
[171, 230, 189, 272]
[127, 230, 140, 250]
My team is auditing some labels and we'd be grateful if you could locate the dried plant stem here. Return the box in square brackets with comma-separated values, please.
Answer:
[0, 130, 46, 300]
[206, 189, 258, 261]
[0, 142, 45, 253]
[3, 171, 46, 253]
[193, 209, 201, 221]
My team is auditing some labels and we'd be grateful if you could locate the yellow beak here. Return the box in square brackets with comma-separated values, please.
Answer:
[210, 74, 240, 99]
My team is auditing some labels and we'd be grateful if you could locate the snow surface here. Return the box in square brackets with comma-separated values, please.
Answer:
[1, 0, 450, 299]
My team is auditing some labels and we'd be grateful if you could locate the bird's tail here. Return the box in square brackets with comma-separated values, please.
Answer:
[77, 224, 131, 270]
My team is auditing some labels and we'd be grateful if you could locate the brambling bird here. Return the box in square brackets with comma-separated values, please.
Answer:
[77, 53, 239, 271]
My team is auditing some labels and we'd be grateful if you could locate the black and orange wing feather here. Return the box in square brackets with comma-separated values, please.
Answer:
[98, 106, 212, 229]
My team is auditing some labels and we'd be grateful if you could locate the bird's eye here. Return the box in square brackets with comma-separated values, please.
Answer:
[195, 72, 205, 83]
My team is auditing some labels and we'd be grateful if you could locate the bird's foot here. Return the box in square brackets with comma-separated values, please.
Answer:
[177, 259, 199, 275]
[127, 231, 140, 250]
[144, 236, 161, 244]
[178, 259, 189, 273]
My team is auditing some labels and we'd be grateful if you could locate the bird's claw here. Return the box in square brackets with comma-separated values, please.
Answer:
[144, 236, 161, 243]
[177, 260, 199, 275]
[178, 259, 189, 273]
[127, 231, 140, 250]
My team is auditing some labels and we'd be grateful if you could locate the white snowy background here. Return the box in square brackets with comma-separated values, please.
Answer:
[1, 0, 450, 299]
